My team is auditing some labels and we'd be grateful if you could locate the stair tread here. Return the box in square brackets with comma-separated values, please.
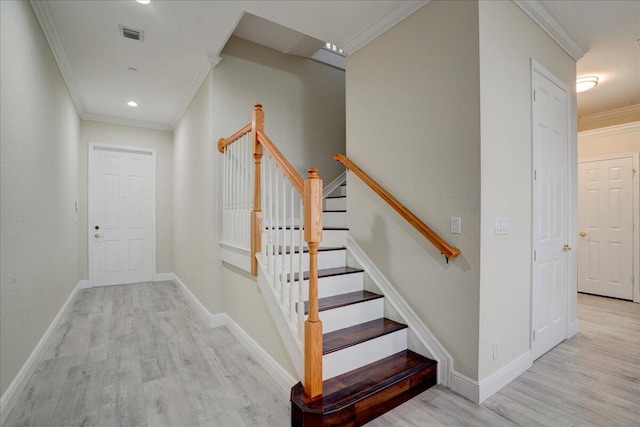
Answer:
[323, 210, 347, 213]
[291, 350, 437, 415]
[287, 266, 363, 282]
[272, 246, 345, 255]
[265, 225, 348, 230]
[325, 195, 346, 199]
[323, 318, 407, 355]
[301, 290, 382, 315]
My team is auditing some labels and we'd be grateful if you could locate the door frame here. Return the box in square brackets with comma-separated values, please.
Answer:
[530, 59, 575, 358]
[577, 152, 640, 303]
[88, 142, 157, 287]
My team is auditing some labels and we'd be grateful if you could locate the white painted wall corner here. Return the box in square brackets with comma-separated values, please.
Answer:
[170, 273, 213, 327]
[0, 280, 83, 426]
[154, 272, 174, 282]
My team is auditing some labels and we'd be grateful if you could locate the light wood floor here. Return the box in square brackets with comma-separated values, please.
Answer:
[5, 285, 639, 426]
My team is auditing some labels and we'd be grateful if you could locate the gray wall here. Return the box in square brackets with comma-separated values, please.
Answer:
[1, 0, 81, 395]
[345, 0, 482, 380]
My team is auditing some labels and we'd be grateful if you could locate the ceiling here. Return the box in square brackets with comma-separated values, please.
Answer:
[30, 0, 639, 131]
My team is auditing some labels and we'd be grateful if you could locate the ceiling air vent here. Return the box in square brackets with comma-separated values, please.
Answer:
[120, 25, 144, 41]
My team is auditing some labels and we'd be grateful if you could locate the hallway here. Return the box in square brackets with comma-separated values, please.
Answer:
[5, 283, 639, 426]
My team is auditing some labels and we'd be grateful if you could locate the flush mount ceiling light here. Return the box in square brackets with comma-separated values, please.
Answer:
[576, 76, 598, 93]
[136, 0, 151, 4]
[127, 101, 138, 107]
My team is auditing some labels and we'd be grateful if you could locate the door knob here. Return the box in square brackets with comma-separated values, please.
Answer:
[95, 233, 102, 238]
[563, 244, 571, 252]
[579, 231, 588, 237]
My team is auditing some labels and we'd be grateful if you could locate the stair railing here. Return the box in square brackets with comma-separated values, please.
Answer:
[218, 104, 324, 399]
[334, 153, 461, 262]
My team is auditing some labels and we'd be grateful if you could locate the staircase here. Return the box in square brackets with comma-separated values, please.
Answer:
[289, 183, 437, 426]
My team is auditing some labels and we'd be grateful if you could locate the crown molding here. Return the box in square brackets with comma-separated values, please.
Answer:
[341, 1, 429, 56]
[29, 0, 85, 115]
[578, 121, 640, 140]
[82, 113, 173, 132]
[513, 0, 587, 61]
[169, 55, 218, 129]
[579, 104, 640, 124]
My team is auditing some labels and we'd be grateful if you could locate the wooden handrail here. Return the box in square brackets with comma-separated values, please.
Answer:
[257, 130, 305, 194]
[334, 153, 461, 261]
[217, 122, 252, 153]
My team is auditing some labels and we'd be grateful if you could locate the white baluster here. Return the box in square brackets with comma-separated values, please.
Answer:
[298, 197, 305, 342]
[289, 184, 296, 325]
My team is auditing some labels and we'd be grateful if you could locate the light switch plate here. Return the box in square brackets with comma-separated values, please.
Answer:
[451, 217, 461, 234]
[495, 217, 510, 235]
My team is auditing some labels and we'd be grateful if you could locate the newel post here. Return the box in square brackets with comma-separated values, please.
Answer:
[304, 168, 323, 398]
[251, 104, 264, 276]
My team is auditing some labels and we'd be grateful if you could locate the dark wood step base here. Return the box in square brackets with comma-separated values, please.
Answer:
[300, 290, 382, 315]
[323, 318, 407, 355]
[291, 350, 437, 427]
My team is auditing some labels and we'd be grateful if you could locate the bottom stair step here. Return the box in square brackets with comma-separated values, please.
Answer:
[291, 350, 437, 427]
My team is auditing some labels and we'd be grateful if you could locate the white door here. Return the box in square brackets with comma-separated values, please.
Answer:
[531, 63, 570, 360]
[578, 157, 634, 300]
[91, 146, 154, 286]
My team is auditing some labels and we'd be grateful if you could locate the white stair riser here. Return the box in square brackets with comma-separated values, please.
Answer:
[325, 197, 346, 210]
[322, 211, 347, 228]
[293, 272, 364, 301]
[263, 229, 347, 248]
[339, 185, 347, 197]
[271, 250, 346, 272]
[323, 328, 408, 380]
[316, 299, 384, 334]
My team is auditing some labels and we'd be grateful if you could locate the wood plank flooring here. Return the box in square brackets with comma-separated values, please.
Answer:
[5, 287, 639, 427]
[4, 281, 289, 427]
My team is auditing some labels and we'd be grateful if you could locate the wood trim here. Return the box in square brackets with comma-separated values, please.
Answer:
[334, 154, 460, 260]
[257, 130, 305, 193]
[217, 122, 252, 152]
[251, 105, 264, 276]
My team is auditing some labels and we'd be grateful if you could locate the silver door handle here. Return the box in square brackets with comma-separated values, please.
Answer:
[579, 231, 589, 237]
[95, 233, 102, 238]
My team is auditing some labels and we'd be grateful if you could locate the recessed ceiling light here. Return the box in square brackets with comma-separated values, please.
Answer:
[576, 76, 598, 93]
[136, 0, 151, 4]
[127, 101, 138, 107]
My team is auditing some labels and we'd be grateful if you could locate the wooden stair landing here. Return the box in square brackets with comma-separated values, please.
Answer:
[291, 350, 437, 426]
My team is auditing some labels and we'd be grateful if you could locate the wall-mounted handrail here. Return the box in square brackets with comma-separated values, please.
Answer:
[218, 104, 324, 399]
[334, 153, 461, 262]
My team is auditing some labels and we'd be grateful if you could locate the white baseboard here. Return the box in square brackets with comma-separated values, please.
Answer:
[78, 279, 91, 289]
[451, 350, 532, 404]
[210, 313, 226, 328]
[170, 273, 213, 328]
[154, 272, 174, 282]
[568, 320, 580, 338]
[222, 314, 298, 392]
[323, 170, 347, 198]
[0, 280, 83, 426]
[478, 350, 532, 403]
[451, 371, 480, 403]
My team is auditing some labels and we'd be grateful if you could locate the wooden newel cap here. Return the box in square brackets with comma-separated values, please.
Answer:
[217, 137, 226, 153]
[308, 168, 319, 178]
[254, 103, 263, 110]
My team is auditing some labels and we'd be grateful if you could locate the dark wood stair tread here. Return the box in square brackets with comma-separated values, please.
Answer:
[271, 246, 345, 255]
[265, 225, 348, 231]
[325, 195, 346, 199]
[323, 209, 346, 213]
[291, 350, 437, 425]
[287, 266, 363, 282]
[323, 318, 407, 355]
[300, 291, 382, 315]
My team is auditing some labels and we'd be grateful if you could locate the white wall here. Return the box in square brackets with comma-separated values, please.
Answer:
[578, 122, 640, 158]
[173, 71, 218, 313]
[79, 120, 174, 277]
[0, 0, 81, 396]
[346, 0, 482, 380]
[477, 0, 577, 380]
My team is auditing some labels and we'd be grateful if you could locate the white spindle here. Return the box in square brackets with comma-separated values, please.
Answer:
[289, 184, 296, 325]
[298, 197, 305, 341]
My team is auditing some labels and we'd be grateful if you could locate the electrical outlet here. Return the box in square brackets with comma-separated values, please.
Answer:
[493, 341, 499, 360]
